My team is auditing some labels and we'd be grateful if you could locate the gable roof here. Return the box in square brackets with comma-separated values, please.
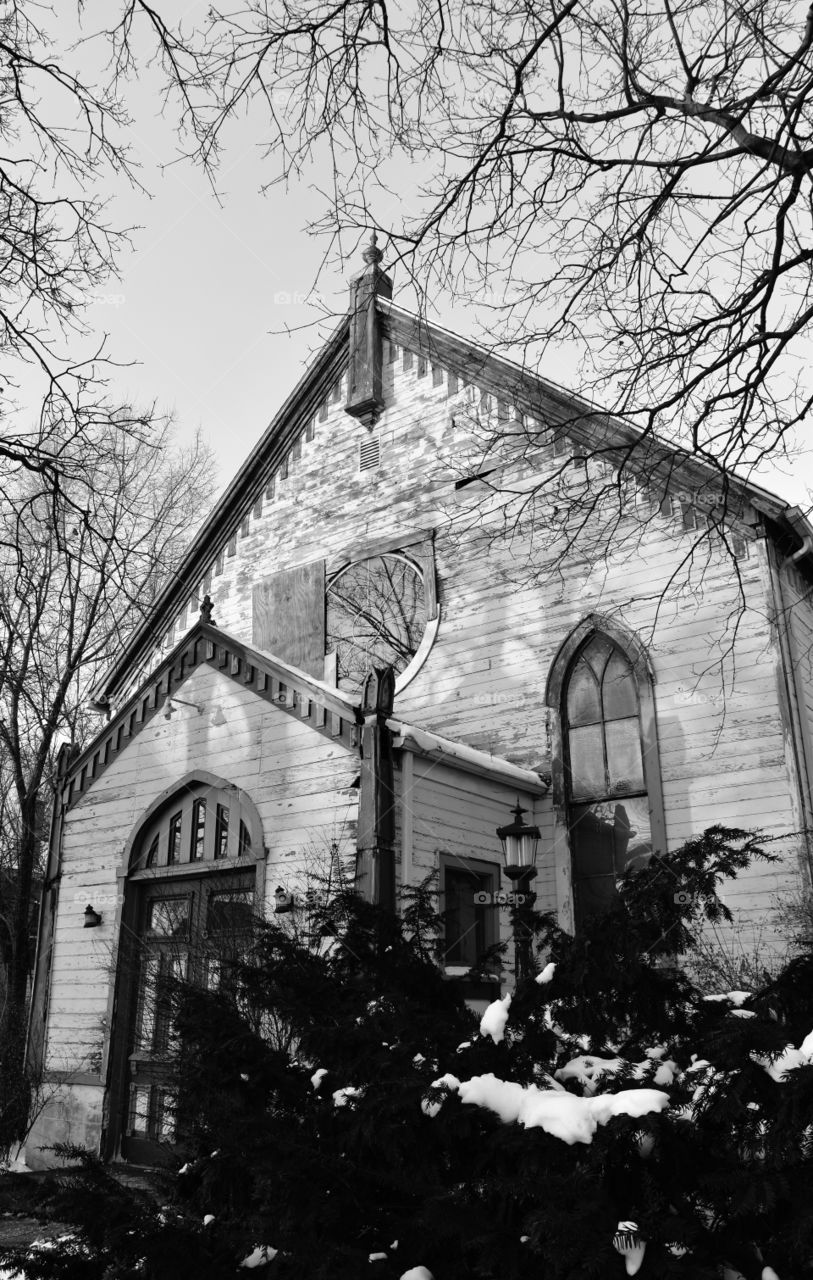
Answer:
[70, 618, 549, 810]
[69, 619, 362, 811]
[92, 290, 813, 705]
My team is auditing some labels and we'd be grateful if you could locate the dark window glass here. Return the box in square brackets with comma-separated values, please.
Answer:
[147, 898, 190, 938]
[443, 864, 497, 967]
[238, 819, 251, 857]
[564, 636, 651, 929]
[570, 798, 652, 923]
[167, 812, 182, 865]
[215, 804, 229, 859]
[568, 723, 606, 799]
[566, 663, 601, 726]
[190, 798, 206, 861]
[144, 834, 159, 869]
[206, 889, 254, 936]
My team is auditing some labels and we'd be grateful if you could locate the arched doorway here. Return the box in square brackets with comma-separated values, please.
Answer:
[108, 776, 264, 1165]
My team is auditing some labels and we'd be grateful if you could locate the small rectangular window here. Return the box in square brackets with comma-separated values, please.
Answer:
[265, 476, 276, 501]
[432, 365, 444, 387]
[190, 797, 206, 861]
[387, 341, 398, 364]
[417, 356, 427, 378]
[440, 857, 500, 968]
[403, 349, 413, 371]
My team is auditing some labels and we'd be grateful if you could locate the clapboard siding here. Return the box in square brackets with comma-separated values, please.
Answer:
[123, 333, 803, 955]
[42, 664, 358, 1084]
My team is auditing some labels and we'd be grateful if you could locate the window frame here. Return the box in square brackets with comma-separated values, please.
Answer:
[129, 780, 261, 877]
[545, 616, 666, 933]
[438, 852, 502, 972]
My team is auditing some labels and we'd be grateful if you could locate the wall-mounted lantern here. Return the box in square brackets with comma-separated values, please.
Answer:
[274, 886, 294, 914]
[83, 904, 102, 929]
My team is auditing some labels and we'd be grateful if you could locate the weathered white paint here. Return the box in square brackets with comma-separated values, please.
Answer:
[28, 295, 813, 1168]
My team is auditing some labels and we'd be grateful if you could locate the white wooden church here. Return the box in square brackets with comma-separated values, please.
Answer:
[24, 239, 813, 1168]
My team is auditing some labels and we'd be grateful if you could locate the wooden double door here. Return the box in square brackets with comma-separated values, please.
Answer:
[115, 868, 255, 1166]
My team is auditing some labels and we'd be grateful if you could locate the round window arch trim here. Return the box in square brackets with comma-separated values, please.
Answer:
[122, 770, 266, 877]
[325, 550, 440, 695]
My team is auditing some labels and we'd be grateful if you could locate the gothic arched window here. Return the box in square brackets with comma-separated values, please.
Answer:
[549, 621, 666, 932]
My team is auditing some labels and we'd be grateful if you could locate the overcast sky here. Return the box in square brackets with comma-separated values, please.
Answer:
[70, 4, 813, 514]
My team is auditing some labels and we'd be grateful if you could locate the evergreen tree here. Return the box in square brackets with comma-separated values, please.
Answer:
[3, 828, 812, 1280]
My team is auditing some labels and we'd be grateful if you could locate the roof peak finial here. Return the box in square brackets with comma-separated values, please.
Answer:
[362, 229, 384, 268]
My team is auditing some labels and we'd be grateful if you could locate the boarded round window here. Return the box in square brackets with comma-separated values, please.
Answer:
[326, 554, 425, 693]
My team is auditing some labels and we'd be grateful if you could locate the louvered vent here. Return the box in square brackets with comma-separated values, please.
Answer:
[359, 437, 380, 472]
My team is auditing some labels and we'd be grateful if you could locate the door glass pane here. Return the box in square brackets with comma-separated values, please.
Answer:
[605, 718, 645, 793]
[568, 724, 606, 799]
[127, 1085, 151, 1136]
[602, 651, 638, 720]
[206, 889, 254, 935]
[135, 954, 159, 1049]
[566, 662, 601, 727]
[155, 1089, 177, 1142]
[147, 897, 190, 937]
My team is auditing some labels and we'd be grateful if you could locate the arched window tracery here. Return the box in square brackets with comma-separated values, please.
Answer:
[547, 618, 666, 932]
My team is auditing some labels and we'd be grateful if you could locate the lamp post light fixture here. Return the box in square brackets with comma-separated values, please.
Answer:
[496, 802, 541, 981]
[83, 904, 102, 928]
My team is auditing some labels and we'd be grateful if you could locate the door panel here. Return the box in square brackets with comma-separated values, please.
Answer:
[119, 869, 254, 1166]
